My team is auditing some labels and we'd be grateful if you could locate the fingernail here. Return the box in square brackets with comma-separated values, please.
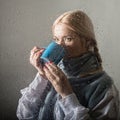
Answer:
[40, 49, 45, 52]
[41, 48, 45, 50]
[46, 61, 50, 64]
[45, 62, 49, 66]
[43, 66, 47, 69]
[46, 61, 52, 65]
[49, 61, 53, 64]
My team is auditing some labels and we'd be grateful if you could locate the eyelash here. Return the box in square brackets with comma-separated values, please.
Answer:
[53, 36, 74, 42]
[65, 37, 73, 41]
[53, 37, 59, 42]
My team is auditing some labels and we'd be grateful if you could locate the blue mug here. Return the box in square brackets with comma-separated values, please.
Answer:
[40, 41, 66, 65]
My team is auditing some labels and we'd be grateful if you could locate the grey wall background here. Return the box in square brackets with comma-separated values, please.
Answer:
[0, 0, 120, 119]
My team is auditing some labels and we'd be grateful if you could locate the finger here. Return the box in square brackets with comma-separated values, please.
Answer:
[47, 61, 58, 69]
[45, 62, 58, 71]
[45, 62, 61, 76]
[33, 46, 40, 51]
[30, 46, 39, 53]
[30, 50, 41, 66]
[30, 47, 45, 55]
[43, 66, 55, 82]
[34, 50, 43, 57]
[32, 52, 41, 64]
[30, 49, 44, 56]
[30, 49, 44, 61]
[44, 65, 64, 89]
[35, 48, 45, 53]
[44, 71, 59, 89]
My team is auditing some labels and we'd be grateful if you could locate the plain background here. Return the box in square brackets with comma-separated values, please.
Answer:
[0, 0, 120, 119]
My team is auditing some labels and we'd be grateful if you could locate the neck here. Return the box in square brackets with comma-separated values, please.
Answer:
[59, 52, 102, 77]
[64, 51, 89, 59]
[65, 50, 89, 59]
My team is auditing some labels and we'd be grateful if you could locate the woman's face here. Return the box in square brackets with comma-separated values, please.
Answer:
[53, 23, 87, 58]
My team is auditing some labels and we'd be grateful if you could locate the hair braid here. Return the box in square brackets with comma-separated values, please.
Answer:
[92, 40, 102, 66]
[85, 38, 102, 66]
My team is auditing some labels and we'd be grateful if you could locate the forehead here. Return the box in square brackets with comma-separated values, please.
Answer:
[53, 23, 75, 36]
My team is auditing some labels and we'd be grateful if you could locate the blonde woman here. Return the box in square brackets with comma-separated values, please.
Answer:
[17, 10, 120, 120]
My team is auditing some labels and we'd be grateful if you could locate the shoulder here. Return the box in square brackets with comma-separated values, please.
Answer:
[83, 71, 117, 109]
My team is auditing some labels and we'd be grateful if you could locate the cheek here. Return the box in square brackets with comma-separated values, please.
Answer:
[65, 43, 80, 54]
[64, 41, 84, 56]
[64, 42, 75, 51]
[66, 41, 82, 51]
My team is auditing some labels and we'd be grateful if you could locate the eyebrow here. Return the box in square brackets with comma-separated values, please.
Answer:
[53, 34, 76, 39]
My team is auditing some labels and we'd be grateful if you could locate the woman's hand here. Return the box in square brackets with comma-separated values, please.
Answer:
[30, 46, 45, 76]
[43, 62, 73, 98]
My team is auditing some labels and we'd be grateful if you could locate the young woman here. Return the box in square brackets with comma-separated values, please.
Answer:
[17, 10, 120, 120]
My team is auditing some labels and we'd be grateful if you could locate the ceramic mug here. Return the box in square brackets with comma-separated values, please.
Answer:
[40, 41, 66, 65]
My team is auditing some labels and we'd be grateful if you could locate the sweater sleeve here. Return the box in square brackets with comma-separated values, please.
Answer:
[90, 84, 120, 120]
[58, 93, 90, 120]
[56, 85, 120, 120]
[16, 73, 48, 120]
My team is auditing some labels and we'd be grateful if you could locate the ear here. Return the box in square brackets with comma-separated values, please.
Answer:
[85, 38, 96, 52]
[80, 37, 88, 48]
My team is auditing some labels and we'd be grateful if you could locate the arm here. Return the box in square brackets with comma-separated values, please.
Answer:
[91, 84, 120, 120]
[43, 62, 119, 120]
[57, 85, 119, 120]
[44, 62, 91, 120]
[58, 93, 90, 120]
[16, 73, 48, 120]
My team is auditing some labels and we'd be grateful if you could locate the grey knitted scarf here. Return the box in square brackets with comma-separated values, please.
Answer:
[38, 52, 112, 120]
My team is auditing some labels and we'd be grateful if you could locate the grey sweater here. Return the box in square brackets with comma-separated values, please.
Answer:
[17, 52, 120, 120]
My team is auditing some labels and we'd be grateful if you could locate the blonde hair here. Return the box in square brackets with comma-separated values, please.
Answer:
[52, 10, 102, 65]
